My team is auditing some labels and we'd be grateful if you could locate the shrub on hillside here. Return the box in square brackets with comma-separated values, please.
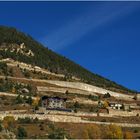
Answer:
[48, 128, 70, 139]
[17, 126, 27, 138]
[104, 124, 123, 139]
[124, 131, 133, 139]
[103, 92, 111, 98]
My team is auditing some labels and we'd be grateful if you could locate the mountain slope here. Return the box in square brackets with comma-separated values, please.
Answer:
[0, 25, 136, 93]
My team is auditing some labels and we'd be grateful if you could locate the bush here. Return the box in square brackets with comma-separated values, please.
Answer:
[74, 108, 77, 113]
[18, 117, 32, 124]
[0, 95, 6, 100]
[39, 124, 44, 131]
[89, 107, 94, 112]
[65, 90, 69, 95]
[48, 128, 70, 139]
[17, 126, 27, 138]
[0, 80, 13, 92]
[87, 124, 101, 139]
[124, 131, 133, 139]
[23, 70, 30, 78]
[134, 129, 138, 133]
[74, 101, 80, 108]
[0, 124, 3, 132]
[105, 125, 123, 139]
[15, 94, 23, 104]
[2, 116, 15, 131]
[26, 95, 33, 105]
[101, 119, 106, 122]
[88, 94, 99, 101]
[33, 117, 39, 123]
[103, 92, 111, 98]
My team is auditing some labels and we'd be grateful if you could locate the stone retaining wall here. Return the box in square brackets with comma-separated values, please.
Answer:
[37, 86, 97, 96]
[46, 80, 135, 101]
[0, 113, 140, 127]
[107, 109, 140, 117]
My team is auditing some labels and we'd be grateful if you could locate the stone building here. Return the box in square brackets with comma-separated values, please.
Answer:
[41, 96, 67, 109]
[109, 102, 123, 110]
[123, 104, 131, 111]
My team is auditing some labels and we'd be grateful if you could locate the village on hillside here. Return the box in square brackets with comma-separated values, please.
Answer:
[0, 58, 140, 138]
[0, 1, 140, 138]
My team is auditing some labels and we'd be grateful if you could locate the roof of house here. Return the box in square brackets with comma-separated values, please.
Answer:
[109, 102, 123, 105]
[42, 96, 67, 101]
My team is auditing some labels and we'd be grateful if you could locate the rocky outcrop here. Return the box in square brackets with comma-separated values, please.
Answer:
[0, 43, 34, 57]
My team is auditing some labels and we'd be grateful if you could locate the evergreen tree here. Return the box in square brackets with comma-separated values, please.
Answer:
[15, 94, 23, 104]
[17, 126, 27, 138]
[26, 95, 33, 105]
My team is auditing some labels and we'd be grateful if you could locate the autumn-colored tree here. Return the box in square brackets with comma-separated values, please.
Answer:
[32, 96, 40, 110]
[11, 87, 16, 94]
[32, 96, 40, 106]
[82, 129, 89, 139]
[87, 124, 101, 139]
[124, 131, 133, 139]
[2, 116, 15, 131]
[105, 124, 123, 139]
[103, 100, 109, 108]
[81, 124, 101, 139]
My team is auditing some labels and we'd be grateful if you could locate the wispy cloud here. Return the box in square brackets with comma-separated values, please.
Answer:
[41, 3, 138, 51]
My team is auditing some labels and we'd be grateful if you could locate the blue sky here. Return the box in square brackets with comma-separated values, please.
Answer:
[0, 1, 140, 91]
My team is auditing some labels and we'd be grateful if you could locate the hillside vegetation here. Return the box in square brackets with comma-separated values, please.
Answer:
[0, 26, 136, 93]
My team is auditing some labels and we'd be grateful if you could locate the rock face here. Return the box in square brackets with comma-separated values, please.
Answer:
[0, 43, 34, 57]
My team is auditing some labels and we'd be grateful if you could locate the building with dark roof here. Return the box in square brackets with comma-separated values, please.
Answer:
[41, 96, 67, 109]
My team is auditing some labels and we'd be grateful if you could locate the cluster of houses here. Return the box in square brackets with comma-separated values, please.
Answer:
[109, 102, 130, 111]
[36, 92, 139, 114]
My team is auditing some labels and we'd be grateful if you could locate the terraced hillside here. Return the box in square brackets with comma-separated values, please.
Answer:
[0, 26, 137, 94]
